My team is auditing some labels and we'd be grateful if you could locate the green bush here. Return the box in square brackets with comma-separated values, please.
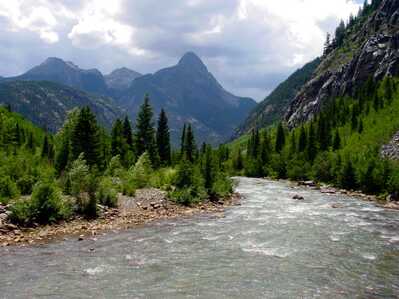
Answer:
[169, 187, 201, 206]
[17, 175, 36, 195]
[96, 176, 118, 207]
[150, 167, 176, 190]
[128, 152, 153, 189]
[10, 181, 72, 225]
[105, 155, 125, 177]
[211, 174, 233, 198]
[0, 175, 19, 204]
[68, 153, 90, 197]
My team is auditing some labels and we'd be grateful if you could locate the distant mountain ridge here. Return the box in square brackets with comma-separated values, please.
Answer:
[1, 52, 256, 144]
[119, 52, 256, 144]
[105, 67, 142, 91]
[0, 80, 122, 132]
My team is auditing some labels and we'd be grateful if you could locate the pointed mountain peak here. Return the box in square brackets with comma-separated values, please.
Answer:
[178, 52, 207, 72]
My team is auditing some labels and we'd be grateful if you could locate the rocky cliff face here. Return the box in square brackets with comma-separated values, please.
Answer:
[286, 0, 399, 127]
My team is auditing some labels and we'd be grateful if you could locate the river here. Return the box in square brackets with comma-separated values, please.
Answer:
[1, 177, 399, 298]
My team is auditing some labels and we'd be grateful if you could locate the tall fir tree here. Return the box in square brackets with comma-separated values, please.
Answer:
[111, 119, 126, 158]
[134, 95, 159, 167]
[183, 124, 196, 163]
[298, 126, 307, 152]
[180, 124, 186, 156]
[156, 109, 171, 166]
[123, 116, 134, 149]
[275, 123, 285, 153]
[306, 123, 317, 162]
[71, 107, 101, 168]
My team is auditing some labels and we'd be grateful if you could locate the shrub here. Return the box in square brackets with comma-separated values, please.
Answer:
[169, 187, 200, 206]
[105, 155, 125, 177]
[30, 181, 72, 224]
[150, 168, 176, 190]
[10, 181, 72, 225]
[211, 174, 233, 198]
[96, 176, 118, 207]
[128, 152, 153, 189]
[0, 175, 19, 204]
[17, 175, 36, 195]
[68, 153, 90, 197]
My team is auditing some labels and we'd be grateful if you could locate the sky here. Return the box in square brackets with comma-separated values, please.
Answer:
[0, 0, 364, 102]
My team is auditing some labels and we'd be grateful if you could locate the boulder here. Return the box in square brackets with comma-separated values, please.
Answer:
[293, 195, 305, 200]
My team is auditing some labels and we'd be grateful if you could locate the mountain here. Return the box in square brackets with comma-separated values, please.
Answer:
[118, 52, 257, 144]
[235, 58, 321, 136]
[285, 0, 399, 127]
[0, 80, 122, 132]
[11, 57, 108, 95]
[105, 67, 142, 91]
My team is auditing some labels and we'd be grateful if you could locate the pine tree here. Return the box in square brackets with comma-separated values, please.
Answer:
[306, 123, 317, 162]
[183, 124, 196, 163]
[340, 159, 357, 190]
[156, 109, 171, 166]
[41, 135, 50, 158]
[333, 130, 341, 150]
[55, 134, 70, 174]
[202, 144, 214, 190]
[180, 124, 186, 155]
[123, 116, 134, 148]
[134, 95, 158, 167]
[275, 123, 285, 153]
[111, 119, 126, 158]
[298, 126, 307, 152]
[260, 131, 271, 164]
[71, 107, 101, 168]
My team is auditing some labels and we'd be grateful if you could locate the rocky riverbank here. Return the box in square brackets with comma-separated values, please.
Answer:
[0, 189, 241, 247]
[295, 180, 399, 210]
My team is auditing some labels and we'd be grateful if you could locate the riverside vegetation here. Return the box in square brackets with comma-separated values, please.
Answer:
[228, 76, 399, 199]
[0, 95, 233, 229]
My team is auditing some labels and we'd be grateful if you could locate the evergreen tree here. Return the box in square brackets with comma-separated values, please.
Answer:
[275, 123, 285, 153]
[180, 124, 186, 155]
[333, 130, 341, 150]
[340, 159, 357, 190]
[202, 144, 214, 190]
[71, 107, 101, 168]
[183, 124, 196, 163]
[55, 135, 70, 174]
[134, 95, 158, 167]
[260, 131, 271, 164]
[306, 123, 317, 162]
[111, 119, 126, 158]
[123, 116, 134, 148]
[298, 126, 307, 152]
[156, 109, 171, 166]
[41, 135, 50, 158]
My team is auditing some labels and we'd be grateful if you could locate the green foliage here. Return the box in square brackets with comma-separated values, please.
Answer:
[211, 174, 233, 198]
[10, 181, 72, 226]
[0, 175, 19, 204]
[96, 176, 118, 208]
[129, 152, 153, 189]
[68, 153, 90, 197]
[156, 109, 171, 166]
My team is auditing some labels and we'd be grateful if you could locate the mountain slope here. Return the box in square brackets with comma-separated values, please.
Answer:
[105, 67, 142, 91]
[119, 52, 256, 145]
[235, 58, 321, 136]
[286, 0, 399, 127]
[11, 57, 108, 95]
[0, 81, 122, 132]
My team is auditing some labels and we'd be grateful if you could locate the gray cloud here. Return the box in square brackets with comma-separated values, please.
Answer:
[0, 0, 362, 101]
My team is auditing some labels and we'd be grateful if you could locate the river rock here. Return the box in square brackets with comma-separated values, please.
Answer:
[293, 195, 305, 200]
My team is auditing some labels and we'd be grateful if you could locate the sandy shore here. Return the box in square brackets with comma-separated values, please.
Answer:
[0, 189, 241, 247]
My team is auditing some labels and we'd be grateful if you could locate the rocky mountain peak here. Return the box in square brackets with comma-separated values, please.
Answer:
[178, 52, 208, 72]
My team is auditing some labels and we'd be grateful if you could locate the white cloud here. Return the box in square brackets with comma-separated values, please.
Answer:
[0, 0, 363, 101]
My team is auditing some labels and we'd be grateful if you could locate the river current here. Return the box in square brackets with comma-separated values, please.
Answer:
[1, 177, 399, 298]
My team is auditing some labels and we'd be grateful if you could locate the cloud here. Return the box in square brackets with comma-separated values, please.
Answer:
[0, 0, 362, 101]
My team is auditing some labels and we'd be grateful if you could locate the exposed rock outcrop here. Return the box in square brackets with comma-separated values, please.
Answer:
[381, 131, 399, 159]
[286, 0, 399, 127]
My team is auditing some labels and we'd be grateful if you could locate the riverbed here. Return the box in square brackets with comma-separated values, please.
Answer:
[1, 177, 399, 298]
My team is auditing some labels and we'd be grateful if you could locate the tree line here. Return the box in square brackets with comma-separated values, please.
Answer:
[229, 76, 399, 196]
[0, 95, 233, 225]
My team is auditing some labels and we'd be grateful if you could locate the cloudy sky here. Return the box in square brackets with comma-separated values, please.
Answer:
[0, 0, 363, 101]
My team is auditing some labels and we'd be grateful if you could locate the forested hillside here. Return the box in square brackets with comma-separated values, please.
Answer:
[0, 96, 233, 226]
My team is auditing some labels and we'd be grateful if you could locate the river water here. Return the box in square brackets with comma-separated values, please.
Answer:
[1, 177, 399, 298]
